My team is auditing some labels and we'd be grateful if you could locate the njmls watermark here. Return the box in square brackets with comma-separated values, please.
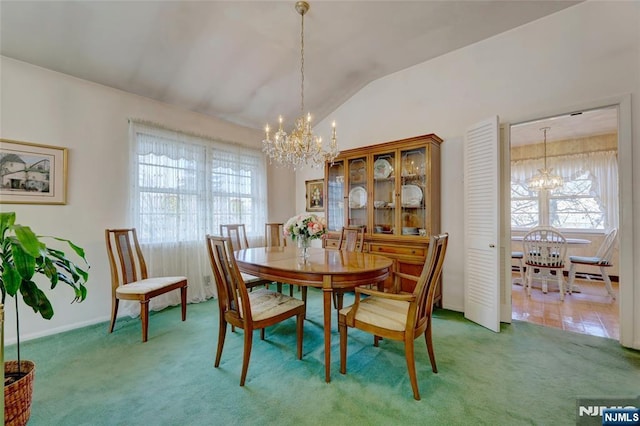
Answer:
[577, 397, 640, 425]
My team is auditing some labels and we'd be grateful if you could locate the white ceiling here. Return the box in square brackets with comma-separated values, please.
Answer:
[511, 107, 618, 147]
[1, 0, 582, 136]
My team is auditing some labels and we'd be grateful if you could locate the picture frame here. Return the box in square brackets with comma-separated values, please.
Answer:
[305, 178, 324, 212]
[0, 139, 68, 205]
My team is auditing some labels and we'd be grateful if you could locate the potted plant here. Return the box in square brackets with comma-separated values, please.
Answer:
[0, 212, 89, 426]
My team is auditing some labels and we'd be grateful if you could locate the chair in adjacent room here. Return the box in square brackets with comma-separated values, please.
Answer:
[205, 235, 305, 386]
[567, 228, 618, 298]
[105, 228, 187, 342]
[220, 223, 272, 291]
[511, 251, 525, 285]
[522, 226, 568, 300]
[338, 233, 448, 401]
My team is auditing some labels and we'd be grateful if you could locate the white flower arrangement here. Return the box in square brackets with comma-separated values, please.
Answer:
[283, 213, 327, 241]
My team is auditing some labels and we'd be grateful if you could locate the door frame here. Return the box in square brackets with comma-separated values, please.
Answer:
[504, 94, 634, 348]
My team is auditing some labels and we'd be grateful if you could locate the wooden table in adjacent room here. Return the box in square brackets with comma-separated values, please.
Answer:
[234, 246, 393, 383]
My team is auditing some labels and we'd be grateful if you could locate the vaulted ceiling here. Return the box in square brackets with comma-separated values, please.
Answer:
[2, 1, 582, 135]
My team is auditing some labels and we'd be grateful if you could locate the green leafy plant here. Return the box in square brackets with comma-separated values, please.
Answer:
[0, 211, 89, 382]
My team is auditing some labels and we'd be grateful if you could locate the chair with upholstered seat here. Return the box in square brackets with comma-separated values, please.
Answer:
[206, 235, 305, 386]
[221, 223, 273, 290]
[568, 228, 618, 298]
[522, 226, 568, 300]
[105, 228, 187, 342]
[338, 233, 448, 400]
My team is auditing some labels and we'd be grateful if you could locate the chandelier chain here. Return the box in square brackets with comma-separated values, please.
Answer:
[300, 11, 305, 115]
[261, 1, 339, 170]
[527, 126, 563, 191]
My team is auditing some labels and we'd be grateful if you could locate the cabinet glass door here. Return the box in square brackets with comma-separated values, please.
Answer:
[347, 157, 367, 228]
[372, 152, 395, 235]
[400, 147, 427, 236]
[326, 161, 345, 232]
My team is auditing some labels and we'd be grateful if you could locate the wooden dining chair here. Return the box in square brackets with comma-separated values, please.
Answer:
[338, 226, 365, 252]
[567, 228, 617, 298]
[338, 233, 448, 400]
[221, 223, 273, 291]
[105, 228, 187, 342]
[334, 226, 366, 310]
[205, 235, 305, 386]
[264, 222, 294, 295]
[522, 226, 568, 300]
[220, 224, 250, 251]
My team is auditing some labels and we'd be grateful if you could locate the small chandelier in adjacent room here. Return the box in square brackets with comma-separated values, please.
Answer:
[527, 127, 564, 191]
[262, 1, 339, 170]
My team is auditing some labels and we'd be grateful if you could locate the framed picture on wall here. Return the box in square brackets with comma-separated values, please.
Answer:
[305, 179, 324, 212]
[0, 139, 68, 205]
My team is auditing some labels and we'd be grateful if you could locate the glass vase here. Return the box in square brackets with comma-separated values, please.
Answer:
[297, 236, 311, 261]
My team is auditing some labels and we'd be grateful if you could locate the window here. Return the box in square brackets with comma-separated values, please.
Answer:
[130, 121, 267, 244]
[511, 151, 618, 231]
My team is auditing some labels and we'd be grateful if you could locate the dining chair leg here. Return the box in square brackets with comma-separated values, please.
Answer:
[301, 287, 308, 319]
[214, 318, 227, 367]
[260, 328, 265, 340]
[180, 286, 187, 321]
[524, 267, 532, 297]
[240, 328, 253, 386]
[140, 300, 150, 343]
[568, 263, 577, 295]
[424, 319, 438, 373]
[404, 337, 420, 401]
[289, 284, 294, 297]
[109, 298, 119, 333]
[600, 266, 616, 298]
[338, 316, 347, 374]
[558, 271, 565, 302]
[296, 311, 304, 360]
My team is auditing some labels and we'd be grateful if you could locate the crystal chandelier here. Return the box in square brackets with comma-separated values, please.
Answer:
[262, 1, 338, 170]
[527, 127, 564, 191]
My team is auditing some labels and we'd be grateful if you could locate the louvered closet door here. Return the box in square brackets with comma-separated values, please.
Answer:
[464, 116, 500, 332]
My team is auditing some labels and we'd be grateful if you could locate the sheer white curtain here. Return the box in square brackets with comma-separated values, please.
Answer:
[124, 120, 267, 317]
[511, 150, 619, 228]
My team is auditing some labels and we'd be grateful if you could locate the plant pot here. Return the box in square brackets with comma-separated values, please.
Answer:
[4, 360, 35, 426]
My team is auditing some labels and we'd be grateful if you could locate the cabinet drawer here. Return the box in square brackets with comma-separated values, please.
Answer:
[368, 244, 425, 258]
[323, 239, 339, 249]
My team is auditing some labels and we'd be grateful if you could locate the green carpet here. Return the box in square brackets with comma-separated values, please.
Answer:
[6, 287, 639, 425]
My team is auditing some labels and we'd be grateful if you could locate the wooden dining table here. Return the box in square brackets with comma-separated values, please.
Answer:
[234, 245, 393, 383]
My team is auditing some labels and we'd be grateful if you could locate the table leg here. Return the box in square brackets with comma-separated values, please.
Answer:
[322, 275, 333, 383]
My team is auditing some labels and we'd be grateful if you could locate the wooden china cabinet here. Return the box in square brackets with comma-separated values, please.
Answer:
[323, 133, 443, 300]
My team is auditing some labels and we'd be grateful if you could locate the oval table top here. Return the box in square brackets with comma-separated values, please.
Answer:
[235, 246, 394, 289]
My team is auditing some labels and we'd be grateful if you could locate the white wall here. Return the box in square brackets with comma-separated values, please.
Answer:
[308, 1, 640, 347]
[0, 57, 295, 343]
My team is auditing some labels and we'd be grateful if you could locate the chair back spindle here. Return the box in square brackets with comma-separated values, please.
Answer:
[338, 226, 365, 252]
[265, 223, 286, 247]
[220, 224, 250, 250]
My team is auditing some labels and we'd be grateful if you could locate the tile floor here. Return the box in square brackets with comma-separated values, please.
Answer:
[511, 275, 619, 340]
